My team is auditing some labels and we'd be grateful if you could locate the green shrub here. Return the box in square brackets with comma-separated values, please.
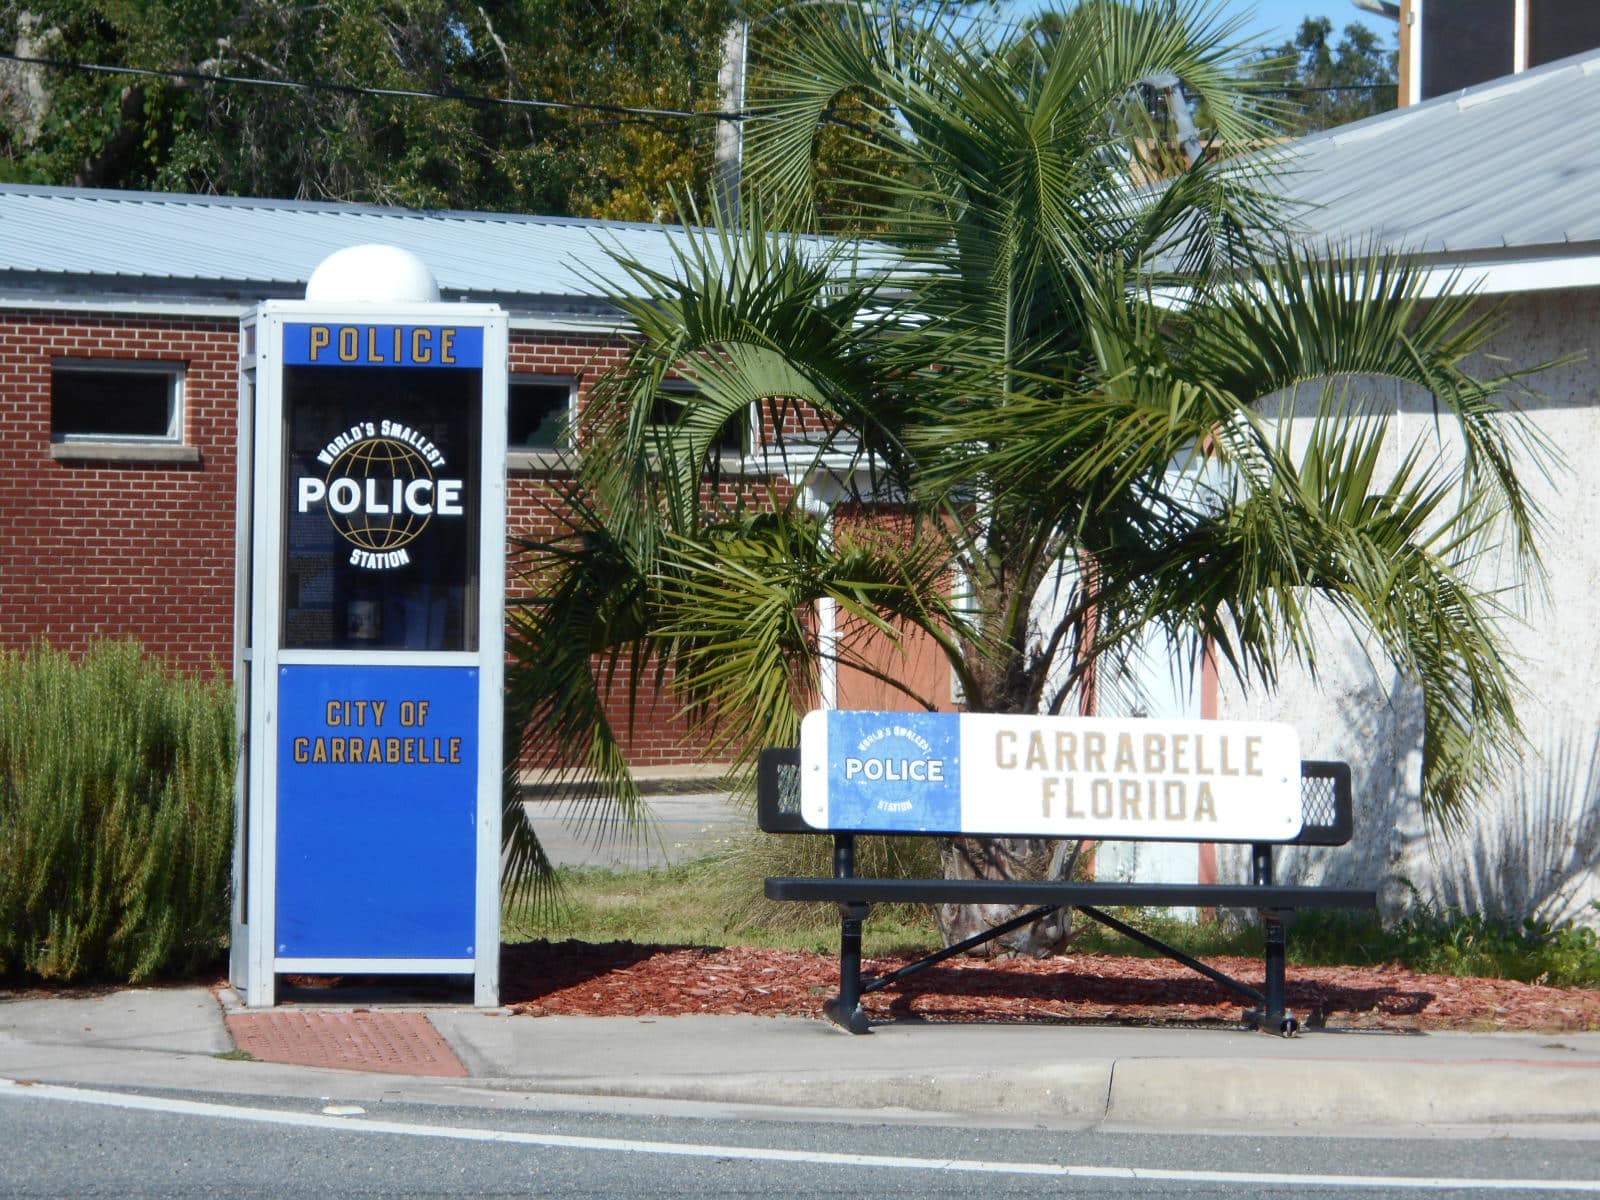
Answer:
[1071, 903, 1600, 988]
[1382, 904, 1600, 988]
[0, 641, 234, 982]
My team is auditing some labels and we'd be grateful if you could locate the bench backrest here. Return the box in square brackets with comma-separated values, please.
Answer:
[757, 746, 1354, 848]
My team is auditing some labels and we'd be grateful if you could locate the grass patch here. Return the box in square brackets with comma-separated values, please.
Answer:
[503, 849, 941, 956]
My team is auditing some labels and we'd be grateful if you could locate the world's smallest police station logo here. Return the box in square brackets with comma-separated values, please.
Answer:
[296, 421, 464, 571]
[827, 711, 961, 832]
[284, 322, 481, 572]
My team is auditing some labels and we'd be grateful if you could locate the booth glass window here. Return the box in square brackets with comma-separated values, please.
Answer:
[51, 361, 183, 443]
[281, 362, 482, 652]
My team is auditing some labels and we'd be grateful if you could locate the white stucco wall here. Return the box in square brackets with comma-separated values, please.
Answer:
[1217, 287, 1600, 928]
[1030, 498, 1207, 888]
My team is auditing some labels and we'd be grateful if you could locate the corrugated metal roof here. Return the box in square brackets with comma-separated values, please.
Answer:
[0, 184, 713, 310]
[8, 48, 1596, 309]
[1269, 49, 1600, 257]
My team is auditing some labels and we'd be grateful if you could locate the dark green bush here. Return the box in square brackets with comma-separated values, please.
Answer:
[0, 641, 234, 982]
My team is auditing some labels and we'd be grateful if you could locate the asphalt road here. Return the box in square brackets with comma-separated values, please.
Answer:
[3, 1082, 1598, 1200]
[522, 792, 747, 869]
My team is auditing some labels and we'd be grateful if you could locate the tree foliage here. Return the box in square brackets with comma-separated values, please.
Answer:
[1255, 15, 1398, 134]
[0, 0, 732, 217]
[504, 0, 1551, 944]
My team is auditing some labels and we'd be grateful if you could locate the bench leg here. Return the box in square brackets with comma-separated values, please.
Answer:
[824, 901, 872, 1034]
[1249, 911, 1300, 1037]
[1248, 846, 1300, 1037]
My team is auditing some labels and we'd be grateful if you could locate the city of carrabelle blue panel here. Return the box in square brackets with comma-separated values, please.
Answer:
[276, 664, 478, 959]
[284, 323, 484, 368]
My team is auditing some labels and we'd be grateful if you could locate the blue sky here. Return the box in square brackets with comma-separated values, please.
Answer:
[1228, 0, 1395, 45]
[997, 1, 1400, 51]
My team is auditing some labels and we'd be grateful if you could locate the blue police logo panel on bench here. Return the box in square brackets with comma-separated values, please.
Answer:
[800, 709, 1304, 843]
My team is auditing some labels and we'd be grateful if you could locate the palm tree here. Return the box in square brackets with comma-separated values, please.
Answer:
[504, 0, 1550, 950]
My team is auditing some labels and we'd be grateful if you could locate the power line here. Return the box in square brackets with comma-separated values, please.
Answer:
[0, 51, 754, 124]
[1261, 82, 1398, 94]
[1, 50, 1395, 112]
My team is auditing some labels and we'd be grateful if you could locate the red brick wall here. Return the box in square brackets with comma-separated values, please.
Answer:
[0, 312, 238, 672]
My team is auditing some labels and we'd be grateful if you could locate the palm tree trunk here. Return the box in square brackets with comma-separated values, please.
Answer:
[934, 835, 1080, 956]
[935, 556, 1085, 956]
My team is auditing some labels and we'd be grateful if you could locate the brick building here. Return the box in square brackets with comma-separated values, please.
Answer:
[0, 184, 942, 769]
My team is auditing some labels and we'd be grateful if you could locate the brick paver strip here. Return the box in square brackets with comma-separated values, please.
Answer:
[226, 1011, 469, 1077]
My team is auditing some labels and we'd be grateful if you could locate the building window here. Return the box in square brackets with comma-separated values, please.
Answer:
[508, 376, 574, 452]
[1420, 0, 1516, 99]
[51, 361, 183, 443]
[650, 382, 745, 458]
[1529, 0, 1600, 69]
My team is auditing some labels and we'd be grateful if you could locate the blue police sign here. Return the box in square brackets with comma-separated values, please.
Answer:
[276, 665, 479, 958]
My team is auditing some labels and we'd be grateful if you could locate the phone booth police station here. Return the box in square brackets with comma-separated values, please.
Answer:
[232, 245, 507, 1007]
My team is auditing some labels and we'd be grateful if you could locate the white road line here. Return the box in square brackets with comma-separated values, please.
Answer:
[2, 1077, 1596, 1193]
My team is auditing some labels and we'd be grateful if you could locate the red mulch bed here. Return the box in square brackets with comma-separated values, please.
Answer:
[500, 940, 1600, 1033]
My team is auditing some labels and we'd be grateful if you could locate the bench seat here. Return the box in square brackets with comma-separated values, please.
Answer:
[765, 877, 1376, 909]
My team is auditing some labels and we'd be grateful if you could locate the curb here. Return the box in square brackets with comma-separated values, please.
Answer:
[1106, 1058, 1600, 1128]
[473, 1055, 1600, 1128]
[496, 1062, 1118, 1121]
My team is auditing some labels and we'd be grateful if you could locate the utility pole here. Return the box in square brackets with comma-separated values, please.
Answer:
[715, 16, 749, 223]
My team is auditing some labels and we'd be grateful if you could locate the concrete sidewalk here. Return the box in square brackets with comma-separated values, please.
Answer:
[2, 984, 1597, 1132]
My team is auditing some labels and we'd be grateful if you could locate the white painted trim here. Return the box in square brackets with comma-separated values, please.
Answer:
[1417, 253, 1600, 296]
[508, 314, 628, 335]
[0, 292, 624, 327]
[1404, 0, 1422, 106]
[254, 299, 509, 321]
[0, 292, 252, 318]
[474, 314, 508, 1009]
[1513, 0, 1529, 72]
[1150, 252, 1600, 314]
[272, 957, 475, 974]
[272, 649, 484, 668]
[229, 321, 257, 996]
[802, 476, 840, 711]
[244, 309, 286, 1007]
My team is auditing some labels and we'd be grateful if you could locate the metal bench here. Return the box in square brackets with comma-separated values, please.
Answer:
[758, 746, 1376, 1035]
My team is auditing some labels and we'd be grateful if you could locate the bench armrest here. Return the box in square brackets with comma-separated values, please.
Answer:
[757, 746, 808, 833]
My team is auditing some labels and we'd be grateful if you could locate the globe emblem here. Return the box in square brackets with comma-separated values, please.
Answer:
[324, 437, 433, 552]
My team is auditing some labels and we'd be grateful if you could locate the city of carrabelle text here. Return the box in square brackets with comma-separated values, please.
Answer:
[290, 696, 462, 766]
